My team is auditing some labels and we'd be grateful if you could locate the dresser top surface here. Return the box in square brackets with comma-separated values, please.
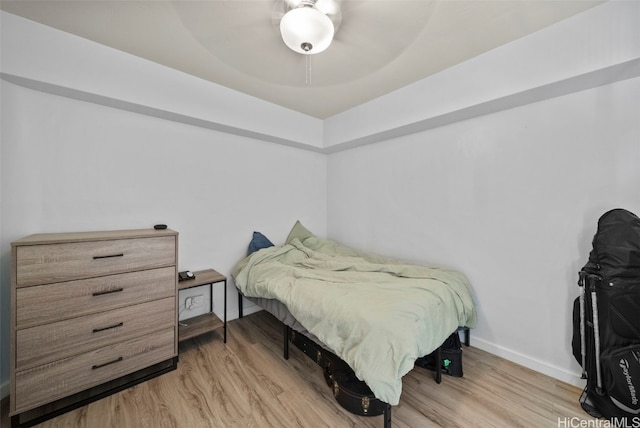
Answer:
[12, 228, 178, 247]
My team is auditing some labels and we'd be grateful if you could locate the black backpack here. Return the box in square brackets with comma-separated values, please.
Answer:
[573, 208, 640, 423]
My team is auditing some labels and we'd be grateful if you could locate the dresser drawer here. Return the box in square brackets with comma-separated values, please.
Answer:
[16, 297, 175, 370]
[14, 327, 175, 413]
[16, 236, 176, 287]
[16, 266, 176, 329]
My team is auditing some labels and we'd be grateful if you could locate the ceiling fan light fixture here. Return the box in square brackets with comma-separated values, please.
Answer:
[280, 5, 334, 55]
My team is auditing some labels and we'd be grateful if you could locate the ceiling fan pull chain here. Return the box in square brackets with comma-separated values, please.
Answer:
[306, 55, 311, 85]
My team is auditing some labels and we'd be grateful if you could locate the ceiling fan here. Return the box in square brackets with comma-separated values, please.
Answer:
[170, 0, 432, 87]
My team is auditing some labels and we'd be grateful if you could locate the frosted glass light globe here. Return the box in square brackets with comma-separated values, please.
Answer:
[280, 6, 334, 55]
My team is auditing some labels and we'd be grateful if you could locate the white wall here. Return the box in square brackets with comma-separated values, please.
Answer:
[0, 13, 327, 398]
[323, 0, 640, 151]
[326, 0, 640, 388]
[0, 12, 324, 150]
[327, 75, 640, 386]
[0, 80, 327, 397]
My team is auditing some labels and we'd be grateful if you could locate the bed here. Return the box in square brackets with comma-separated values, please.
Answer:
[231, 221, 477, 424]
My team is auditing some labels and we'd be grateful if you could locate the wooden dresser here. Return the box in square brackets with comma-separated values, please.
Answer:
[10, 228, 179, 426]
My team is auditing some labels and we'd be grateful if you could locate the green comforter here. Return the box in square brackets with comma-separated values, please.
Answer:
[232, 232, 477, 406]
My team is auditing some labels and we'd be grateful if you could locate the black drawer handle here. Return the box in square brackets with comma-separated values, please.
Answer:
[93, 253, 124, 260]
[92, 356, 123, 370]
[92, 288, 124, 296]
[92, 322, 124, 333]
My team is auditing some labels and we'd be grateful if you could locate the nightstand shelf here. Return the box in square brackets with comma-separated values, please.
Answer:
[178, 268, 226, 343]
[179, 313, 224, 342]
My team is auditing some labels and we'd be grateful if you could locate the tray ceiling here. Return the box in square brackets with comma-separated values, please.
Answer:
[1, 1, 603, 118]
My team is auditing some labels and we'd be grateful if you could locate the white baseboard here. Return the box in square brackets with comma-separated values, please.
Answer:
[227, 301, 262, 321]
[471, 336, 586, 388]
[1, 380, 9, 400]
[241, 302, 262, 317]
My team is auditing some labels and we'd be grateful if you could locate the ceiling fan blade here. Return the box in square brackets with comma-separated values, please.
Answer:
[304, 1, 435, 85]
[172, 0, 316, 86]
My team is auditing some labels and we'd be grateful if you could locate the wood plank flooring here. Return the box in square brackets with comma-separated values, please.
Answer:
[2, 310, 594, 427]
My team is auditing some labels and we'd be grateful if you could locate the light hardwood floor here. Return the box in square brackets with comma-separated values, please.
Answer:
[2, 310, 593, 427]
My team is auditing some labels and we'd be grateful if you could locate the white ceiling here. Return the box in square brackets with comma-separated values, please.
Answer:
[1, 0, 604, 119]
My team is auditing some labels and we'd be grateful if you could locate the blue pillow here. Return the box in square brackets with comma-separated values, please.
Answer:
[247, 231, 274, 255]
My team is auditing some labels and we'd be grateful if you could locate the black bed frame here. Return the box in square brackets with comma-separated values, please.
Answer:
[237, 291, 469, 428]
